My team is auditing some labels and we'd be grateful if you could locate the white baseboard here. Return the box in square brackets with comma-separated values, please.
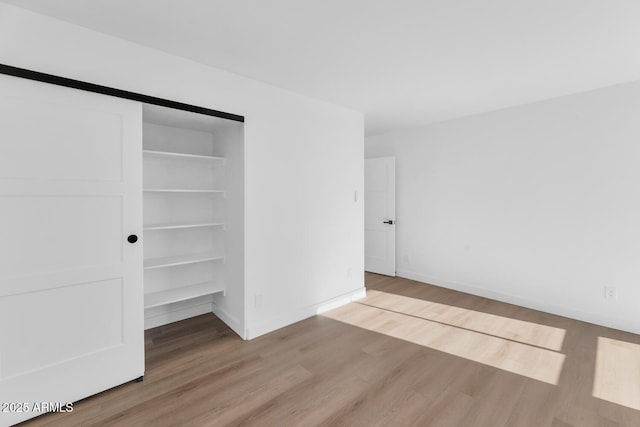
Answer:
[212, 304, 245, 339]
[396, 269, 638, 335]
[245, 287, 367, 340]
[144, 298, 245, 338]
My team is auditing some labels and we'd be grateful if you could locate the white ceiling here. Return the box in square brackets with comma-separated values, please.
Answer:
[4, 0, 640, 135]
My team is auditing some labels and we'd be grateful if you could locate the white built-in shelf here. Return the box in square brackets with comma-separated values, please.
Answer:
[144, 252, 225, 270]
[144, 221, 225, 231]
[144, 281, 225, 309]
[144, 188, 225, 194]
[143, 150, 225, 162]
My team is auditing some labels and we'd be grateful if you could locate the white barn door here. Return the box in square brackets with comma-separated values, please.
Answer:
[0, 75, 143, 426]
[365, 157, 396, 276]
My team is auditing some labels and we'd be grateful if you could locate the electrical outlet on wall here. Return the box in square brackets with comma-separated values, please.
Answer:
[604, 286, 618, 300]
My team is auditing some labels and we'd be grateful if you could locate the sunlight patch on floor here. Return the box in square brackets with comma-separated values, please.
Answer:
[361, 290, 566, 351]
[593, 337, 640, 410]
[322, 300, 565, 385]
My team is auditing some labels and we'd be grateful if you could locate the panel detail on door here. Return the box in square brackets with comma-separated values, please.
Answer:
[0, 196, 123, 279]
[0, 278, 124, 380]
[0, 73, 143, 426]
[0, 99, 123, 182]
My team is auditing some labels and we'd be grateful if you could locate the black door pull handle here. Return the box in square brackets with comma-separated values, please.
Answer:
[383, 220, 394, 225]
[127, 234, 138, 244]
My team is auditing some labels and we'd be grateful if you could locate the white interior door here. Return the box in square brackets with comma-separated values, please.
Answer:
[0, 75, 144, 426]
[365, 157, 396, 276]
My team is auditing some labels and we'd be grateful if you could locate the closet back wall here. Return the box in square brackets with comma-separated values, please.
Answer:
[0, 3, 365, 339]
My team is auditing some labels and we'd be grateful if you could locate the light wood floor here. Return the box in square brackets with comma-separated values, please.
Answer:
[20, 273, 640, 426]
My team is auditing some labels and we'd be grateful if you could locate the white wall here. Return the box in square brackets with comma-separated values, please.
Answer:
[0, 4, 364, 339]
[212, 122, 245, 335]
[366, 81, 640, 334]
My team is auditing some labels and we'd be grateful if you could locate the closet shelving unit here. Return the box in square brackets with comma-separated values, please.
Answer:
[143, 149, 225, 162]
[142, 108, 231, 326]
[143, 221, 225, 231]
[144, 280, 226, 309]
[143, 189, 225, 193]
[143, 252, 225, 270]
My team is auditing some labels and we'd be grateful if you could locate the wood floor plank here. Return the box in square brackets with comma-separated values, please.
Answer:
[17, 272, 640, 427]
[361, 289, 566, 350]
[505, 379, 562, 426]
[317, 351, 440, 427]
[323, 301, 566, 384]
[457, 369, 527, 427]
[593, 337, 640, 411]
